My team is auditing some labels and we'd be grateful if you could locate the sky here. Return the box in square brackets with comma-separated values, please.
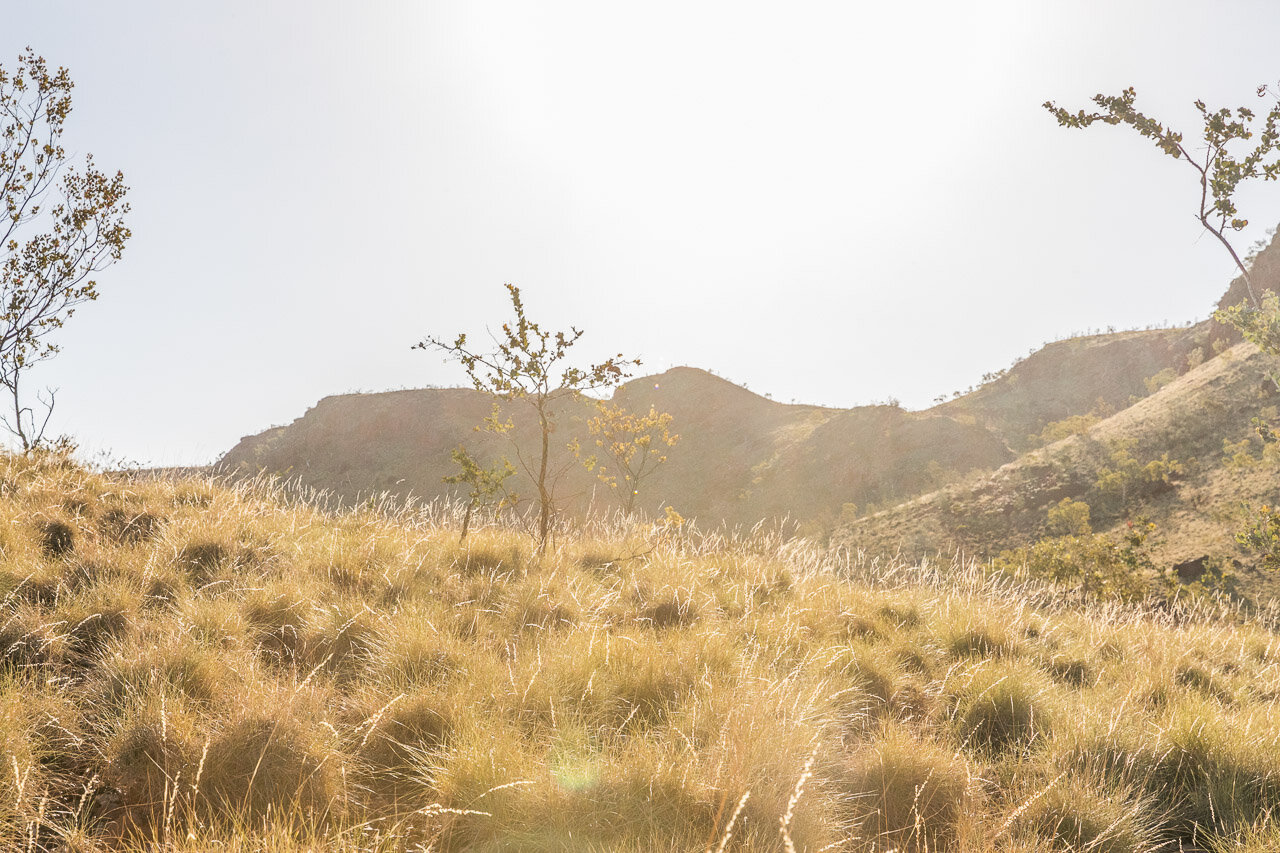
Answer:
[3, 1, 1280, 465]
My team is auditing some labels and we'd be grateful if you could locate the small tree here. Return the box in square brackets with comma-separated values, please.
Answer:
[416, 284, 639, 548]
[1045, 84, 1280, 308]
[442, 447, 516, 542]
[580, 402, 678, 515]
[0, 50, 131, 450]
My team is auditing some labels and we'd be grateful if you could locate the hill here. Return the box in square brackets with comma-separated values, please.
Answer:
[842, 340, 1277, 557]
[928, 325, 1203, 450]
[4, 451, 1280, 851]
[219, 339, 1209, 534]
[220, 367, 1015, 529]
[221, 232, 1280, 535]
[834, 228, 1280, 593]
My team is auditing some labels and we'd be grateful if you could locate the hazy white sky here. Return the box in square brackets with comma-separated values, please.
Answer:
[4, 1, 1280, 465]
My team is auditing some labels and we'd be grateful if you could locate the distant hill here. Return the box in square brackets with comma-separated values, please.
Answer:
[840, 342, 1278, 565]
[223, 231, 1280, 578]
[929, 326, 1202, 450]
[220, 368, 1012, 528]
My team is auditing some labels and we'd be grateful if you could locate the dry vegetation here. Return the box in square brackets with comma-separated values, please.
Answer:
[3, 451, 1280, 851]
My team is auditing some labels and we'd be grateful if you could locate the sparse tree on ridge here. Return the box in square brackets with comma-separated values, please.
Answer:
[0, 49, 131, 450]
[416, 284, 639, 549]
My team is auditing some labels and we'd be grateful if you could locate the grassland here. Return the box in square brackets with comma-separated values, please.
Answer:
[3, 451, 1280, 851]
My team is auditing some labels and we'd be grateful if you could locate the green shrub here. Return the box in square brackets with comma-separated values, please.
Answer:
[1033, 412, 1101, 446]
[992, 522, 1161, 601]
[1143, 367, 1178, 395]
[1234, 502, 1280, 571]
[1046, 497, 1092, 537]
[1092, 440, 1183, 509]
[1224, 436, 1260, 469]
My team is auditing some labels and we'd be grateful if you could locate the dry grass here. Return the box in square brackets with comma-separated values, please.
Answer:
[1, 450, 1279, 850]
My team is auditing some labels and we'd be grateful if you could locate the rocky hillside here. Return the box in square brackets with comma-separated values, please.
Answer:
[221, 368, 1013, 528]
[929, 325, 1203, 450]
[224, 231, 1280, 549]
[837, 229, 1280, 592]
[840, 341, 1279, 565]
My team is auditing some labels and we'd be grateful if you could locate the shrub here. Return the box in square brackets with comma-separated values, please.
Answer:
[828, 643, 904, 728]
[95, 632, 234, 710]
[241, 584, 312, 664]
[299, 605, 381, 683]
[992, 523, 1161, 602]
[451, 531, 528, 576]
[98, 507, 164, 544]
[1234, 503, 1280, 571]
[39, 518, 75, 558]
[201, 704, 343, 823]
[1046, 497, 1092, 537]
[353, 688, 455, 806]
[103, 690, 206, 834]
[1092, 440, 1183, 509]
[941, 618, 1020, 659]
[1137, 699, 1280, 840]
[1043, 653, 1096, 687]
[1224, 436, 1260, 469]
[0, 606, 64, 670]
[637, 586, 698, 629]
[174, 540, 232, 584]
[1143, 367, 1178, 395]
[55, 582, 139, 666]
[0, 683, 41, 835]
[1033, 412, 1101, 446]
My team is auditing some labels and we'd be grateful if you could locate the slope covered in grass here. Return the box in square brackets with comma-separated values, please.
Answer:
[844, 340, 1280, 600]
[3, 451, 1280, 851]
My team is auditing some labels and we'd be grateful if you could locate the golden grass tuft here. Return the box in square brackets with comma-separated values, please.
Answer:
[947, 660, 1057, 754]
[837, 724, 974, 851]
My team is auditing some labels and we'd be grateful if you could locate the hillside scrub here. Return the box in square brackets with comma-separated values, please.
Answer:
[2, 452, 1280, 851]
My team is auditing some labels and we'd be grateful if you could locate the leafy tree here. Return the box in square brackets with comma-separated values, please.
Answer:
[1045, 83, 1280, 308]
[579, 402, 679, 515]
[416, 284, 639, 548]
[1091, 439, 1182, 510]
[442, 447, 516, 543]
[0, 50, 131, 450]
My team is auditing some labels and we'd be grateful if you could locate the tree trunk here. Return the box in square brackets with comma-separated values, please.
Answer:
[460, 502, 473, 543]
[537, 405, 551, 550]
